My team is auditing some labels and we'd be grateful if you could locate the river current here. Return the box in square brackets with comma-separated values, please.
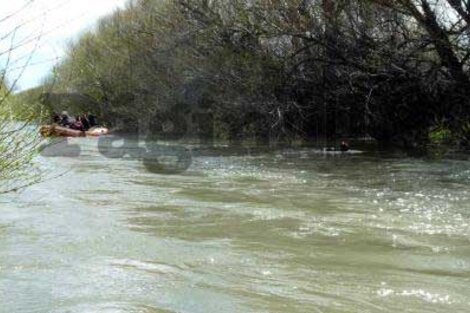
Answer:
[1, 138, 469, 312]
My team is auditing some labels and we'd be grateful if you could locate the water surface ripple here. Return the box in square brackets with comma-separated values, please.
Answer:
[1, 139, 469, 312]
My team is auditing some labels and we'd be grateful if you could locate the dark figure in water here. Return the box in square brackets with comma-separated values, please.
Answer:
[340, 141, 350, 152]
[325, 141, 350, 152]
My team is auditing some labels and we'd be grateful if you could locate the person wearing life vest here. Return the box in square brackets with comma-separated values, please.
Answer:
[70, 116, 84, 131]
[60, 111, 71, 127]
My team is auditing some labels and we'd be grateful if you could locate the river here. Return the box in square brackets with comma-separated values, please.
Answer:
[1, 138, 469, 312]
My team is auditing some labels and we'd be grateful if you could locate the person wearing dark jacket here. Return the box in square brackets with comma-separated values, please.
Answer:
[52, 112, 60, 124]
[87, 112, 97, 127]
[340, 141, 350, 152]
[81, 113, 91, 131]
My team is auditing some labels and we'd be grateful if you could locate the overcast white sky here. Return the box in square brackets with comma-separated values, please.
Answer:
[0, 0, 128, 91]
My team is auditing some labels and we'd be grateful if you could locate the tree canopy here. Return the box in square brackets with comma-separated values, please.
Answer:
[44, 0, 470, 148]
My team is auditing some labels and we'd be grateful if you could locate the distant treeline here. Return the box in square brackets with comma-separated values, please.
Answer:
[36, 0, 470, 148]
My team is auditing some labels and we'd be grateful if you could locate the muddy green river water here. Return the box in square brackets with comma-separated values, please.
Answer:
[1, 138, 469, 312]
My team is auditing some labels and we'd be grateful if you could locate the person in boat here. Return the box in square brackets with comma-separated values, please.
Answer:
[52, 112, 60, 124]
[81, 113, 91, 131]
[340, 141, 350, 152]
[87, 112, 98, 128]
[59, 111, 71, 127]
[70, 116, 84, 131]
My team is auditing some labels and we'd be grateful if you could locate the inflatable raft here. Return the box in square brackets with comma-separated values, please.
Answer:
[40, 125, 109, 137]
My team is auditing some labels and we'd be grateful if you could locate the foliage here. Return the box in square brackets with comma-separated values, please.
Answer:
[429, 125, 453, 145]
[0, 5, 44, 194]
[0, 82, 43, 194]
[44, 0, 470, 148]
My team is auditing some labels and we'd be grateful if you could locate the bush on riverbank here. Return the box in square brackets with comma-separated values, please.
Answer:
[0, 80, 44, 193]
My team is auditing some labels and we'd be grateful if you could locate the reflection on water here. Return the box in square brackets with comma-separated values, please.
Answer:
[1, 138, 470, 313]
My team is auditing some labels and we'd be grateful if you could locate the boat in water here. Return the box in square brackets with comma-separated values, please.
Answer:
[40, 125, 109, 138]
